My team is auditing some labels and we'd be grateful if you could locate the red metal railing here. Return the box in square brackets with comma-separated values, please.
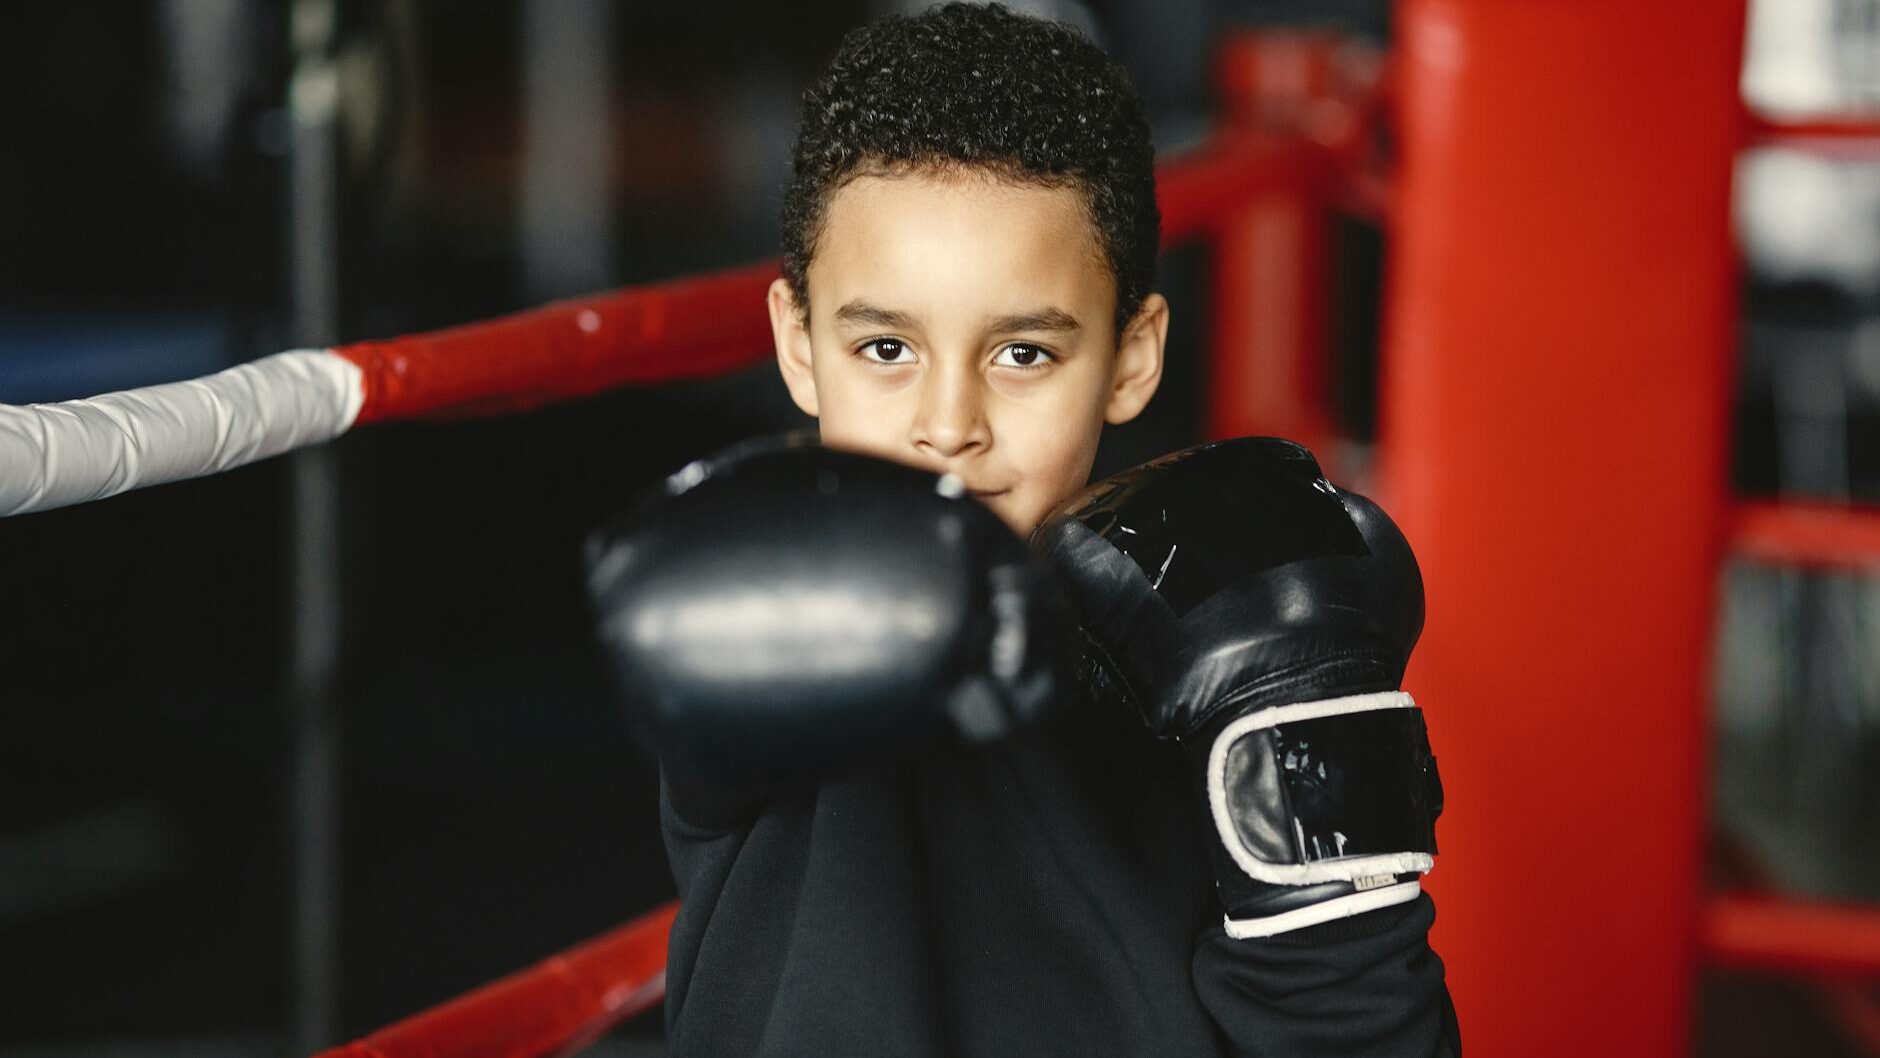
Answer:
[1715, 81, 1880, 1058]
[1703, 894, 1880, 978]
[1747, 110, 1880, 147]
[327, 133, 1322, 428]
[1733, 501, 1880, 571]
[1712, 500, 1880, 1053]
[314, 902, 678, 1058]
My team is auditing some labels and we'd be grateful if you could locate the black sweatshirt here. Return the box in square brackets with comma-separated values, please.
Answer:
[658, 699, 1459, 1056]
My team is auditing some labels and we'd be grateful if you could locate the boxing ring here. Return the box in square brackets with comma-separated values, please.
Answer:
[5, 2, 1880, 1055]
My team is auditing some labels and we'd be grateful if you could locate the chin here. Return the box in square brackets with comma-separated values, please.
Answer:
[987, 498, 1042, 538]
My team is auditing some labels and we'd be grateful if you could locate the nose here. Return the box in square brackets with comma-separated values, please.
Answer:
[910, 359, 991, 461]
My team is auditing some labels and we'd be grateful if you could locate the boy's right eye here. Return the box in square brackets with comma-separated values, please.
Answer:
[858, 338, 913, 364]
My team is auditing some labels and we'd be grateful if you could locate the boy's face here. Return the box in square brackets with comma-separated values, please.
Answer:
[770, 169, 1166, 535]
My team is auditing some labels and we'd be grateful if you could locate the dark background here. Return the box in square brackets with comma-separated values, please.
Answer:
[2, 2, 1876, 1055]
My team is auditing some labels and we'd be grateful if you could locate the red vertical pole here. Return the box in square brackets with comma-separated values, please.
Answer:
[1379, 3, 1745, 1056]
[1205, 35, 1341, 451]
[1206, 162, 1330, 450]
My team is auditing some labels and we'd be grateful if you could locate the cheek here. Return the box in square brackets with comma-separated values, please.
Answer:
[811, 362, 911, 454]
[992, 382, 1109, 525]
[1006, 413, 1098, 485]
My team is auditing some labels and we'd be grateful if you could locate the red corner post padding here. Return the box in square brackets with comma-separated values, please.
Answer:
[315, 900, 679, 1058]
[1380, 0, 1745, 1054]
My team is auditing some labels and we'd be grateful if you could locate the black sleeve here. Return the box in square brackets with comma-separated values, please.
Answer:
[1192, 892, 1461, 1057]
[661, 758, 770, 832]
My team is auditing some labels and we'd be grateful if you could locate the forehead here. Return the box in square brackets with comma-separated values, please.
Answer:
[809, 170, 1112, 319]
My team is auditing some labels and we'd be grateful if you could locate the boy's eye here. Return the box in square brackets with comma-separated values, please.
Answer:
[992, 343, 1053, 369]
[859, 339, 912, 364]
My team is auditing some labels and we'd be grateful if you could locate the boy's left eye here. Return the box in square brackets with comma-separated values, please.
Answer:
[992, 343, 1054, 369]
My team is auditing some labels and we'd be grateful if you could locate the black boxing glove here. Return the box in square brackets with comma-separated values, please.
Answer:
[1033, 437, 1443, 938]
[585, 434, 1074, 821]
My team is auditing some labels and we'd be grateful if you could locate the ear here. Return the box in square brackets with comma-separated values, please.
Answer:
[1104, 292, 1168, 425]
[769, 277, 820, 418]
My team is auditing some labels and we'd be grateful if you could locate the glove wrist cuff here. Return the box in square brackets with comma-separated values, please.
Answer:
[1223, 878, 1423, 939]
[1205, 690, 1440, 886]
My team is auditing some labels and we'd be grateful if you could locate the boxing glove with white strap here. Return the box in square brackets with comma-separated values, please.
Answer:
[1033, 437, 1443, 937]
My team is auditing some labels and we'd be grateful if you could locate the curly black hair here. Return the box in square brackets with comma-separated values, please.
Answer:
[780, 2, 1159, 334]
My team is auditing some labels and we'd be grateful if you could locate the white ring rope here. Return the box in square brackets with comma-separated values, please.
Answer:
[0, 349, 363, 517]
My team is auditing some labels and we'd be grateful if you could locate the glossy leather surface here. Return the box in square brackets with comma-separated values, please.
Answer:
[1225, 707, 1441, 867]
[1034, 437, 1441, 919]
[1032, 437, 1424, 737]
[585, 435, 1073, 795]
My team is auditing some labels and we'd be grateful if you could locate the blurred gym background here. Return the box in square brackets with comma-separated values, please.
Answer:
[0, 0, 1875, 1055]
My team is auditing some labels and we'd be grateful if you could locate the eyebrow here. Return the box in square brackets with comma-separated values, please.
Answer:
[832, 300, 1082, 335]
[987, 307, 1082, 334]
[833, 301, 920, 330]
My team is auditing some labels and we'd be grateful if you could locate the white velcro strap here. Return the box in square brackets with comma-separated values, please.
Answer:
[1207, 690, 1435, 886]
[1224, 879, 1422, 939]
[0, 349, 363, 517]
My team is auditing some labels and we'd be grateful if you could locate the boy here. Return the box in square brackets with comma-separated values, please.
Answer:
[591, 5, 1458, 1054]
